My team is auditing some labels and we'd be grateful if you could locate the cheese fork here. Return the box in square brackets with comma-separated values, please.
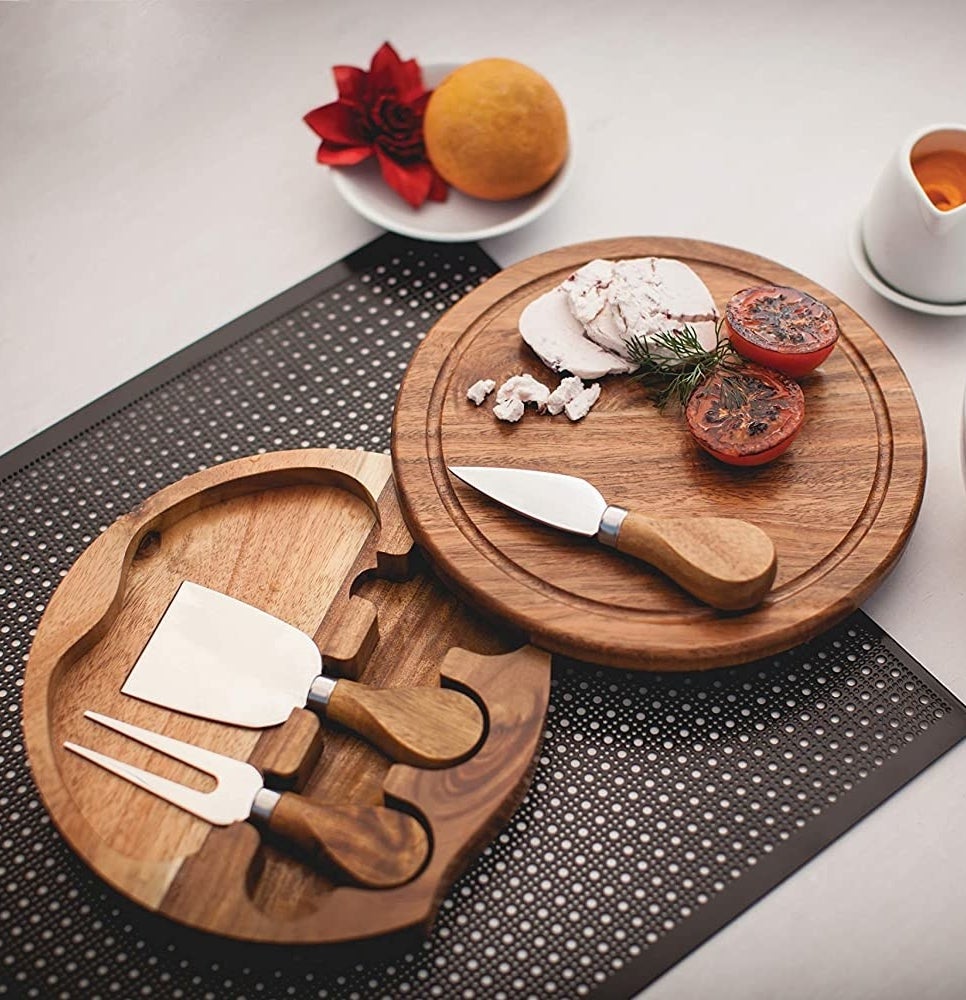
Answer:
[65, 711, 429, 888]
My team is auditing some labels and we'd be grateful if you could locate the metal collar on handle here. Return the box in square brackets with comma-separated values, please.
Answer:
[597, 505, 627, 548]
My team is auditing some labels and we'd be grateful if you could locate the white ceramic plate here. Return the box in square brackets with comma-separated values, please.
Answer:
[330, 63, 574, 243]
[849, 219, 966, 316]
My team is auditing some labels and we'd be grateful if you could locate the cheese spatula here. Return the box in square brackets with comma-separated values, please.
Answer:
[121, 581, 483, 768]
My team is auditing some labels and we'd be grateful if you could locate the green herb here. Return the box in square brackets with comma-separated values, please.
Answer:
[624, 323, 742, 410]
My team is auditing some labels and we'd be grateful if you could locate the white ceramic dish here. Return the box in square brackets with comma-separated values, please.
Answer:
[849, 219, 966, 316]
[330, 63, 574, 243]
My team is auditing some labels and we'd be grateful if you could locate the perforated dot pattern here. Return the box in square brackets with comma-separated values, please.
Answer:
[1, 235, 963, 999]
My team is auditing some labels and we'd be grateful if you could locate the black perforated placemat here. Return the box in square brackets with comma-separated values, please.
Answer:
[2, 234, 964, 999]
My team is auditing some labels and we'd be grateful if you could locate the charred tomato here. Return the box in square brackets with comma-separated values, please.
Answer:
[685, 362, 805, 466]
[725, 285, 839, 377]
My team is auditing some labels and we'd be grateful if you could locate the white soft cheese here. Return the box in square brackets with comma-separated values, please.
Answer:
[491, 374, 551, 423]
[562, 257, 719, 360]
[518, 287, 637, 380]
[492, 396, 526, 423]
[564, 382, 601, 421]
[466, 378, 496, 405]
[495, 374, 551, 410]
[545, 375, 585, 415]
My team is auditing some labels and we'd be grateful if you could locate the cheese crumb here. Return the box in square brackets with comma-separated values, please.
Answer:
[564, 382, 602, 421]
[496, 374, 551, 411]
[483, 372, 600, 424]
[466, 379, 496, 405]
[493, 397, 526, 423]
[546, 375, 585, 415]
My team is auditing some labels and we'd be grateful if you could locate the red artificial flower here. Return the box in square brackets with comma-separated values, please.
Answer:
[304, 42, 448, 209]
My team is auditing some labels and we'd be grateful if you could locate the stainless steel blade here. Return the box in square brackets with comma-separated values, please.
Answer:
[448, 466, 607, 537]
[65, 710, 263, 826]
[121, 581, 323, 728]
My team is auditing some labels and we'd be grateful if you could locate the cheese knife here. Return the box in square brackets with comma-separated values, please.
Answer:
[121, 581, 484, 768]
[65, 710, 428, 888]
[448, 465, 777, 610]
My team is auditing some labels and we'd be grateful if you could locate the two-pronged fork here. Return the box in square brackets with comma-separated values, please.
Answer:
[65, 711, 428, 889]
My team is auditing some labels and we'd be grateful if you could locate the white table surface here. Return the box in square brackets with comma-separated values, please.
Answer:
[2, 1, 965, 997]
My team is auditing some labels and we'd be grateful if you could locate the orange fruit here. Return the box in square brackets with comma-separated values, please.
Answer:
[424, 58, 568, 201]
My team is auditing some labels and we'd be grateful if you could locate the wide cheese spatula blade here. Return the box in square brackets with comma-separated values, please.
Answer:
[122, 581, 484, 767]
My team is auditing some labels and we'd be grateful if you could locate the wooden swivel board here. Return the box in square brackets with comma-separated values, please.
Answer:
[391, 237, 927, 671]
[23, 449, 551, 946]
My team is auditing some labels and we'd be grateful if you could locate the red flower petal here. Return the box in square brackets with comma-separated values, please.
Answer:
[411, 91, 431, 114]
[393, 58, 426, 103]
[428, 169, 449, 202]
[332, 64, 367, 102]
[303, 101, 367, 145]
[375, 149, 434, 207]
[369, 42, 425, 103]
[317, 143, 374, 165]
[305, 43, 440, 205]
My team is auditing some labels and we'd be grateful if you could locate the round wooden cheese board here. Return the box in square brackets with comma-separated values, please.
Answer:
[391, 237, 926, 671]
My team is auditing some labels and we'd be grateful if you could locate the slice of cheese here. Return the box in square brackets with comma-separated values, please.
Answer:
[563, 257, 719, 359]
[519, 287, 637, 380]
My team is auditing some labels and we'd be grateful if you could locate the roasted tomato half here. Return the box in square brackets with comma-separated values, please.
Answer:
[685, 362, 805, 466]
[725, 285, 839, 377]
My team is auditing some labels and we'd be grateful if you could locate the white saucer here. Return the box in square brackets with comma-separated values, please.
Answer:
[330, 63, 574, 243]
[849, 220, 966, 316]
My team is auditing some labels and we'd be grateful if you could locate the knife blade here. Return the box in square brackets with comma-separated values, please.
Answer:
[66, 711, 428, 888]
[448, 465, 777, 610]
[121, 581, 484, 767]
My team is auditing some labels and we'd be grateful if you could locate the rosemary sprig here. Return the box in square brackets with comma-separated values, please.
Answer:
[624, 323, 742, 409]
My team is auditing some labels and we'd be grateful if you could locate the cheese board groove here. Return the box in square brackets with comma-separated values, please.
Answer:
[392, 237, 926, 670]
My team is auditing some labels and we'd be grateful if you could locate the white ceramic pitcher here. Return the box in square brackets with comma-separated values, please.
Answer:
[862, 123, 966, 304]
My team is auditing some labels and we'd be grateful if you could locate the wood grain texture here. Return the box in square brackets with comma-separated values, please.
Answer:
[22, 449, 551, 945]
[320, 596, 379, 676]
[265, 795, 429, 889]
[614, 513, 777, 610]
[248, 709, 324, 791]
[157, 643, 550, 944]
[391, 237, 926, 670]
[326, 680, 484, 768]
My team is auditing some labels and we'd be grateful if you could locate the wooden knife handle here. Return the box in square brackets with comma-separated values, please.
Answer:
[326, 682, 485, 768]
[614, 512, 777, 611]
[266, 794, 428, 889]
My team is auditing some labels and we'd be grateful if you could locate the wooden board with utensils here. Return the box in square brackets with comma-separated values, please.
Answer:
[391, 237, 927, 671]
[22, 449, 551, 946]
